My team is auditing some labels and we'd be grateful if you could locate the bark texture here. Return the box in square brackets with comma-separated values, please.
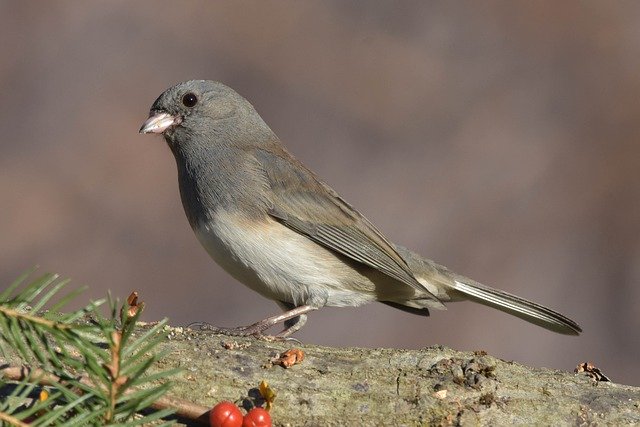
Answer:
[151, 326, 640, 426]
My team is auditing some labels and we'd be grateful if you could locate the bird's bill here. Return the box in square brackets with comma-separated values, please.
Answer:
[139, 112, 181, 134]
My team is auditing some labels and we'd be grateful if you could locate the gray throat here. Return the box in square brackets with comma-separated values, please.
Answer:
[168, 136, 269, 227]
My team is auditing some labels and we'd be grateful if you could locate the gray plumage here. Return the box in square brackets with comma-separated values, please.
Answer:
[140, 80, 581, 337]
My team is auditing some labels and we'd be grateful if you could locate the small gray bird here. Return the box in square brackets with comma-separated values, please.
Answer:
[139, 80, 581, 338]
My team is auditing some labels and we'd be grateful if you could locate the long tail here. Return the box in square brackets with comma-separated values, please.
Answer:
[392, 244, 582, 335]
[450, 278, 582, 335]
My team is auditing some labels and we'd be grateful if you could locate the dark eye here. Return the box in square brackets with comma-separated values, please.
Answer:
[182, 92, 198, 108]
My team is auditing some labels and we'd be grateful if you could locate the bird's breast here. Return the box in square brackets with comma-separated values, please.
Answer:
[192, 209, 379, 307]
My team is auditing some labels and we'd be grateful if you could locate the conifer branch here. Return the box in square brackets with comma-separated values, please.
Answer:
[0, 271, 180, 425]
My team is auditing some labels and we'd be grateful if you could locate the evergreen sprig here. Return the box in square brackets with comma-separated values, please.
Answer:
[0, 271, 179, 426]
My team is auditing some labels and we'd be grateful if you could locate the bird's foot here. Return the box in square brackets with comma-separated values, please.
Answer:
[187, 305, 316, 341]
[188, 321, 264, 337]
[186, 322, 299, 342]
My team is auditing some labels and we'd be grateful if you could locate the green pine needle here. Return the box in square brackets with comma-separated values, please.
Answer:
[0, 270, 179, 426]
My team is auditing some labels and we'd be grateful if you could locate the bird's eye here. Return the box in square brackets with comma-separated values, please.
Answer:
[182, 93, 198, 108]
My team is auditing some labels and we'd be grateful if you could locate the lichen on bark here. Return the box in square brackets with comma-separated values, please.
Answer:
[149, 325, 640, 426]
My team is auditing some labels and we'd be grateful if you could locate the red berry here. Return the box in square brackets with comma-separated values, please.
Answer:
[242, 407, 272, 427]
[209, 401, 243, 427]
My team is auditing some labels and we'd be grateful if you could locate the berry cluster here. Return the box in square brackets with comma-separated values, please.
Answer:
[209, 401, 271, 427]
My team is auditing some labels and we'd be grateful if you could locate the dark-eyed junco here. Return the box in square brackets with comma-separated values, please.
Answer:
[139, 80, 581, 338]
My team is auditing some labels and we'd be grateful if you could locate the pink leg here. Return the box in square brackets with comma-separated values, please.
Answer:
[190, 305, 317, 339]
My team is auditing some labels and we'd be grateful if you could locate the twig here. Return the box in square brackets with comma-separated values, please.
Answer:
[0, 307, 71, 330]
[0, 412, 30, 427]
[1, 364, 211, 425]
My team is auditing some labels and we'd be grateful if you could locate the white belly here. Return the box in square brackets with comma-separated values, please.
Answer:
[194, 209, 378, 308]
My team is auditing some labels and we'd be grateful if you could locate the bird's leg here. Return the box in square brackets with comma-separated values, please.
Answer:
[275, 301, 309, 338]
[276, 314, 308, 338]
[190, 304, 316, 339]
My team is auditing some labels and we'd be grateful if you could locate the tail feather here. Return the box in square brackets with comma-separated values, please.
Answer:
[451, 279, 582, 335]
[392, 244, 582, 335]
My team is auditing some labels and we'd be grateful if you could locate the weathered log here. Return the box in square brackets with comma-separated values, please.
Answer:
[154, 326, 640, 426]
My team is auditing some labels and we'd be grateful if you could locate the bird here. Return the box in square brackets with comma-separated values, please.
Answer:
[139, 80, 582, 339]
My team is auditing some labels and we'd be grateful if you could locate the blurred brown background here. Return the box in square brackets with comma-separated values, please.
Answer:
[1, 2, 638, 385]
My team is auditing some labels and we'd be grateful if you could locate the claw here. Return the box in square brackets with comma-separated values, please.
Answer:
[185, 305, 317, 339]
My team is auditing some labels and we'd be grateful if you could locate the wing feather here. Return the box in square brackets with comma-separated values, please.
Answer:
[256, 146, 444, 307]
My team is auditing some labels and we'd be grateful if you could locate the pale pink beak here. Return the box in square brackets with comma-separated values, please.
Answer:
[139, 112, 182, 134]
